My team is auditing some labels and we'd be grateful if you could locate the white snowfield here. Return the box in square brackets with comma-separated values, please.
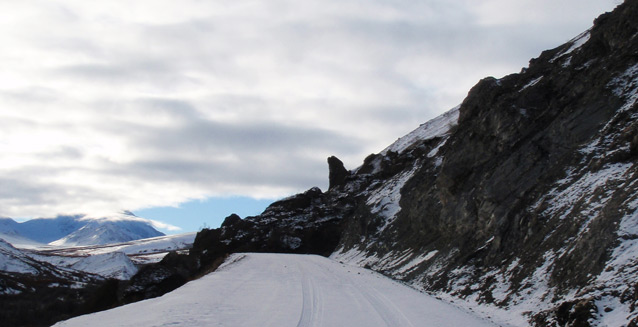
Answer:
[55, 253, 497, 327]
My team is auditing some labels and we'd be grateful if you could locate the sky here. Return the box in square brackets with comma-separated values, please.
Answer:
[0, 0, 620, 234]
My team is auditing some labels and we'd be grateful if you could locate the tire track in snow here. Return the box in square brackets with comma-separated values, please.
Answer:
[355, 284, 415, 327]
[304, 256, 415, 327]
[296, 262, 323, 327]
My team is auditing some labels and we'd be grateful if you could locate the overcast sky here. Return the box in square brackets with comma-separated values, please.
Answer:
[0, 0, 619, 230]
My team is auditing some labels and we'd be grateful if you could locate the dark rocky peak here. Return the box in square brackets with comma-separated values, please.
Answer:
[220, 213, 242, 228]
[327, 156, 349, 191]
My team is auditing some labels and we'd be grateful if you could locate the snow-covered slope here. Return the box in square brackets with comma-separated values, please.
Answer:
[54, 253, 496, 327]
[70, 252, 138, 280]
[381, 106, 459, 156]
[0, 233, 45, 249]
[0, 239, 40, 274]
[1, 233, 194, 282]
[0, 239, 100, 285]
[43, 232, 196, 265]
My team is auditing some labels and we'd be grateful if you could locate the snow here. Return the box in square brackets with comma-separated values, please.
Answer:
[1, 233, 195, 280]
[0, 239, 39, 274]
[542, 163, 632, 224]
[333, 244, 565, 327]
[48, 232, 196, 256]
[608, 63, 638, 113]
[382, 106, 460, 156]
[519, 76, 543, 91]
[50, 218, 164, 246]
[70, 252, 138, 280]
[356, 108, 462, 229]
[54, 253, 497, 327]
[592, 210, 638, 324]
[0, 233, 45, 249]
[551, 30, 591, 62]
[0, 214, 166, 247]
[365, 163, 420, 230]
[394, 250, 438, 275]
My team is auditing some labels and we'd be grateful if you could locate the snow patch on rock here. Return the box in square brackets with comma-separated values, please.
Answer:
[551, 30, 591, 62]
[365, 163, 420, 230]
[382, 106, 459, 156]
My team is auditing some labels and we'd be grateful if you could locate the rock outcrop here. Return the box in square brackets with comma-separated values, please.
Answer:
[327, 156, 349, 190]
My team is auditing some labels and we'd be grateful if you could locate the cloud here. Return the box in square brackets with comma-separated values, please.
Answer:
[0, 0, 619, 221]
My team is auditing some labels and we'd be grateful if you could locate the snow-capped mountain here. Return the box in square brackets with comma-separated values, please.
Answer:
[0, 213, 165, 247]
[50, 218, 164, 247]
[0, 215, 85, 244]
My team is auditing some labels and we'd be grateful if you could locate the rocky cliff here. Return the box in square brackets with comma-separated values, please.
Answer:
[168, 1, 638, 326]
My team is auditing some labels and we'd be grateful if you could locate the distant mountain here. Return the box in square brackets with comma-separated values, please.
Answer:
[50, 219, 164, 247]
[0, 213, 164, 247]
[7, 216, 86, 244]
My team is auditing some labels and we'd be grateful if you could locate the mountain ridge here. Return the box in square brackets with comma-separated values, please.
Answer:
[182, 1, 638, 326]
[0, 214, 165, 247]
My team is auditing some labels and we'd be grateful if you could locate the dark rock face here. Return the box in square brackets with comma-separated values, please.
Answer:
[191, 186, 352, 271]
[0, 267, 113, 327]
[327, 156, 349, 190]
[326, 1, 638, 325]
[124, 1, 638, 326]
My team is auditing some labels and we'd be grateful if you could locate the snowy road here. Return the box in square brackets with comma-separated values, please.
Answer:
[55, 253, 496, 327]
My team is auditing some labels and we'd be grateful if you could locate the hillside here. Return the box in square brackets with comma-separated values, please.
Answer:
[0, 233, 195, 327]
[181, 1, 638, 326]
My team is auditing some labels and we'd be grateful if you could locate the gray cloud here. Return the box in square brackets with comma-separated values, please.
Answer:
[0, 0, 619, 219]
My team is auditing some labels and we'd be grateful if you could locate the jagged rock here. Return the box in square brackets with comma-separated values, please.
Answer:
[327, 156, 349, 191]
[220, 213, 242, 228]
